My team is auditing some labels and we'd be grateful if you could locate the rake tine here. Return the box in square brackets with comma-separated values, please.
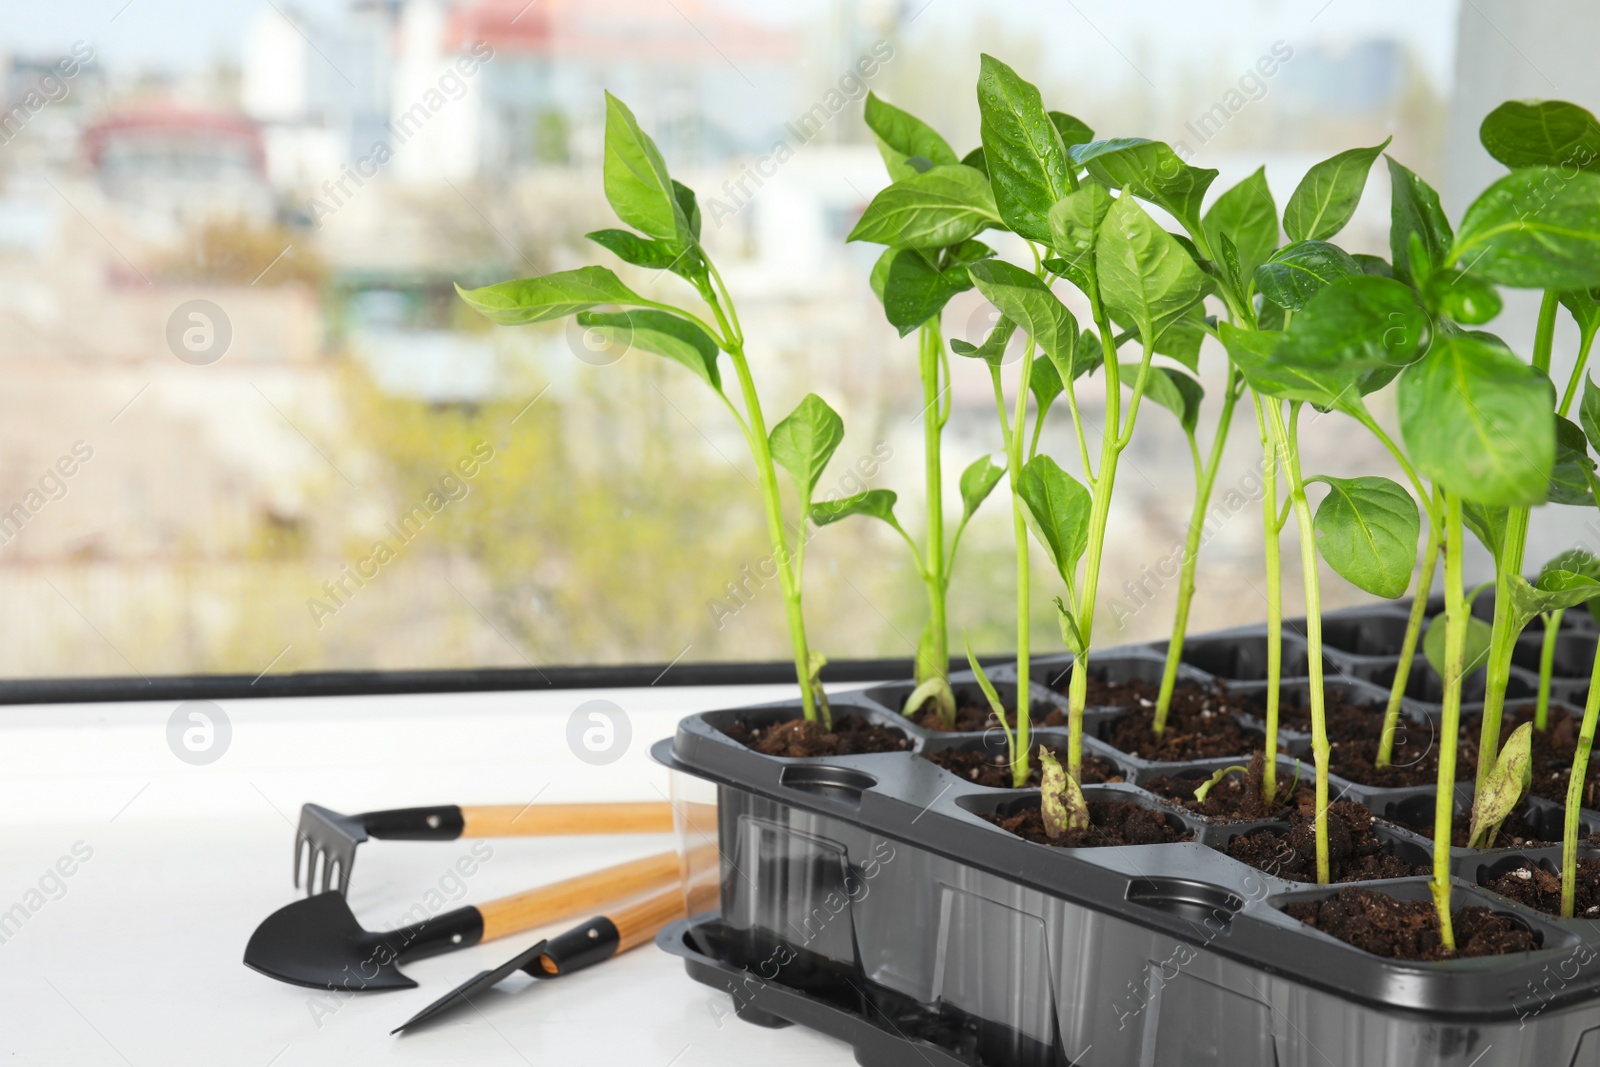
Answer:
[293, 834, 306, 889]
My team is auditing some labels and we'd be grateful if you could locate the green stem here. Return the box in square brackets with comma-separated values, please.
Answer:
[1559, 325, 1598, 418]
[1264, 397, 1329, 882]
[1253, 392, 1283, 805]
[1155, 367, 1241, 734]
[1475, 291, 1558, 784]
[1434, 492, 1466, 951]
[1563, 635, 1600, 917]
[705, 284, 821, 726]
[1537, 611, 1563, 732]
[920, 320, 948, 683]
[1064, 299, 1136, 786]
[1377, 515, 1440, 767]
[1010, 339, 1036, 788]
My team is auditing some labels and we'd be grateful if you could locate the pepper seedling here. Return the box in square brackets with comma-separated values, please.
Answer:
[1192, 764, 1249, 804]
[458, 93, 849, 726]
[826, 92, 1007, 727]
[1467, 721, 1534, 850]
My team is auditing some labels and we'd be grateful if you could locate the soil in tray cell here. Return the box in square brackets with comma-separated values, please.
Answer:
[1260, 691, 1479, 788]
[1100, 684, 1260, 758]
[1390, 799, 1560, 850]
[1485, 858, 1600, 919]
[986, 799, 1190, 847]
[1285, 886, 1539, 959]
[722, 715, 911, 757]
[919, 745, 1124, 789]
[910, 696, 1059, 733]
[1141, 752, 1304, 821]
[1223, 800, 1423, 883]
[1471, 704, 1600, 807]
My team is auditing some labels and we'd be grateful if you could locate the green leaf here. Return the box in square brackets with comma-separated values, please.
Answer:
[573, 310, 721, 390]
[864, 91, 959, 181]
[869, 247, 894, 305]
[1452, 167, 1600, 290]
[1128, 364, 1203, 436]
[1463, 502, 1508, 561]
[585, 229, 682, 272]
[1548, 416, 1596, 506]
[1283, 138, 1391, 243]
[1046, 182, 1114, 289]
[1423, 611, 1493, 678]
[602, 92, 686, 244]
[1354, 254, 1395, 278]
[1561, 288, 1600, 339]
[966, 260, 1080, 375]
[1029, 354, 1063, 415]
[1054, 595, 1086, 656]
[1386, 156, 1454, 287]
[1479, 100, 1600, 171]
[902, 675, 956, 725]
[959, 454, 1006, 523]
[950, 316, 1016, 366]
[964, 634, 1012, 739]
[1311, 476, 1420, 599]
[1254, 241, 1362, 312]
[769, 394, 845, 497]
[673, 181, 701, 241]
[1541, 549, 1600, 624]
[456, 266, 648, 326]
[1216, 322, 1352, 412]
[882, 248, 979, 335]
[1424, 269, 1504, 325]
[1018, 454, 1091, 583]
[1072, 138, 1219, 238]
[1037, 748, 1088, 834]
[1582, 375, 1600, 453]
[1468, 722, 1534, 849]
[1398, 332, 1555, 507]
[1048, 111, 1094, 152]
[960, 146, 987, 177]
[847, 165, 999, 249]
[1507, 571, 1600, 633]
[1193, 764, 1249, 803]
[1095, 194, 1209, 353]
[1273, 275, 1429, 401]
[977, 54, 1069, 242]
[810, 488, 901, 528]
[1202, 167, 1279, 282]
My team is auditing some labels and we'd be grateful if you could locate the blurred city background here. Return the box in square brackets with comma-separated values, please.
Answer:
[0, 0, 1595, 678]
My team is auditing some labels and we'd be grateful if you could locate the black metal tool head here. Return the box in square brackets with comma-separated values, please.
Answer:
[294, 804, 367, 897]
[391, 939, 551, 1033]
[244, 893, 482, 992]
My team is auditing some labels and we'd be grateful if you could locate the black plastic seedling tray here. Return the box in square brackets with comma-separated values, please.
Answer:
[654, 607, 1600, 1067]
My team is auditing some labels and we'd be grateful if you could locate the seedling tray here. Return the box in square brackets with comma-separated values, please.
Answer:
[654, 607, 1600, 1067]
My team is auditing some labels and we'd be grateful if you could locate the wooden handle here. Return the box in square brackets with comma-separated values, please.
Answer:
[460, 802, 674, 837]
[537, 884, 688, 974]
[477, 850, 679, 942]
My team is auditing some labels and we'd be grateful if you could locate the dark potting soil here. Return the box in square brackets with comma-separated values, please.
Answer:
[1140, 752, 1303, 821]
[1223, 800, 1424, 883]
[1284, 887, 1539, 960]
[910, 697, 1060, 733]
[1471, 703, 1600, 807]
[1486, 858, 1600, 919]
[1390, 800, 1560, 850]
[1102, 698, 1257, 762]
[919, 745, 1124, 789]
[986, 799, 1190, 848]
[1253, 691, 1479, 788]
[722, 715, 911, 757]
